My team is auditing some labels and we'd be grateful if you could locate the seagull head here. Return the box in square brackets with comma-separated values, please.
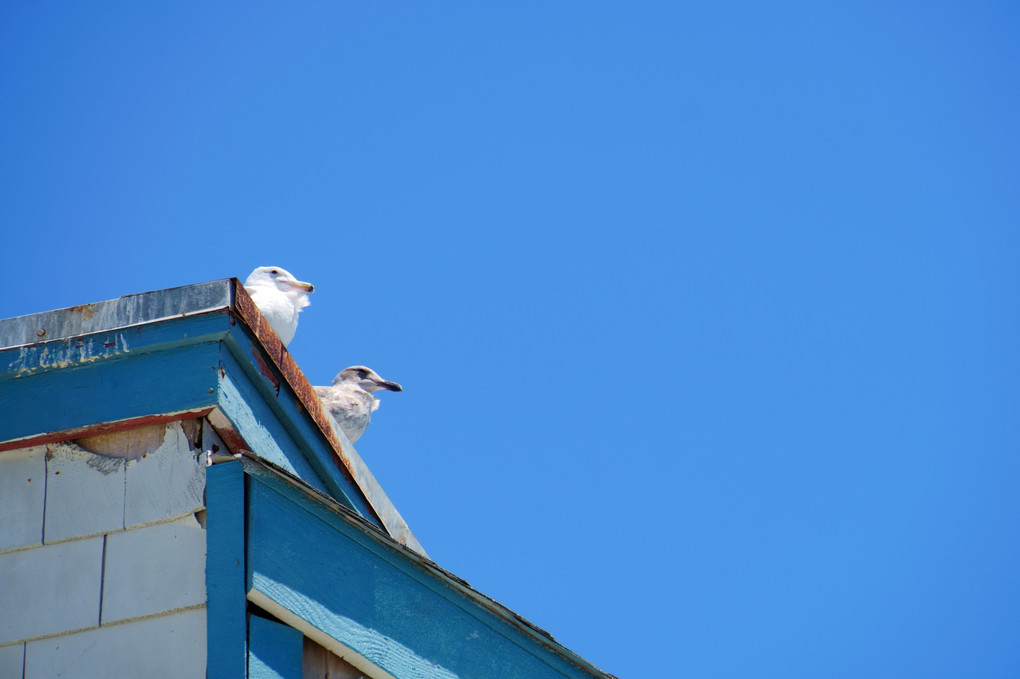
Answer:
[244, 266, 315, 307]
[335, 366, 403, 394]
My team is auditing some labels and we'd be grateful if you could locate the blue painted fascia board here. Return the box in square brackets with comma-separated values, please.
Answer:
[216, 327, 379, 523]
[0, 310, 231, 384]
[0, 312, 229, 448]
[216, 348, 332, 498]
[0, 339, 222, 446]
[243, 460, 613, 679]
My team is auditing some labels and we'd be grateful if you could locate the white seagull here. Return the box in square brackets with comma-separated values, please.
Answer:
[243, 266, 315, 347]
[315, 366, 403, 444]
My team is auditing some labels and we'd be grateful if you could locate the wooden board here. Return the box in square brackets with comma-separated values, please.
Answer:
[206, 460, 247, 679]
[44, 441, 125, 542]
[101, 517, 207, 624]
[123, 421, 205, 527]
[0, 536, 103, 644]
[249, 614, 304, 679]
[24, 608, 206, 678]
[0, 340, 220, 450]
[245, 471, 607, 679]
[0, 445, 46, 551]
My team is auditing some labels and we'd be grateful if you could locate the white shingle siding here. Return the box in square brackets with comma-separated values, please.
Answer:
[43, 441, 126, 543]
[0, 420, 209, 676]
[0, 537, 104, 643]
[102, 516, 206, 624]
[0, 641, 25, 677]
[24, 608, 206, 679]
[124, 422, 205, 528]
[0, 445, 45, 552]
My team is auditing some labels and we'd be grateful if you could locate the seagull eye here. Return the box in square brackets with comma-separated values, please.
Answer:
[270, 269, 279, 274]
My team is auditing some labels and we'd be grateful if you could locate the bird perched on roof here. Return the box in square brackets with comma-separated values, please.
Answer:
[243, 266, 314, 347]
[315, 366, 403, 444]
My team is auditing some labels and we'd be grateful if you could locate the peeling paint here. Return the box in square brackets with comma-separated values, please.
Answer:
[8, 340, 117, 376]
[6, 331, 140, 378]
[0, 409, 214, 454]
[85, 453, 124, 475]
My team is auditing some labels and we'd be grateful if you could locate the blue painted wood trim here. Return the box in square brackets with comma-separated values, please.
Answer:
[217, 349, 331, 498]
[206, 461, 248, 679]
[220, 326, 379, 523]
[249, 615, 304, 679]
[0, 341, 221, 445]
[245, 471, 609, 679]
[0, 311, 230, 383]
[216, 340, 379, 524]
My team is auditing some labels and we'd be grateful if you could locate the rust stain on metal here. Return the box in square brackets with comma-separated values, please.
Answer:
[274, 342, 362, 487]
[36, 329, 46, 338]
[233, 281, 285, 365]
[0, 409, 214, 454]
[283, 361, 317, 416]
[67, 303, 99, 320]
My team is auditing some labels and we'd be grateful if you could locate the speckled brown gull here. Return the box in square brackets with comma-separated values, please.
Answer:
[315, 366, 402, 444]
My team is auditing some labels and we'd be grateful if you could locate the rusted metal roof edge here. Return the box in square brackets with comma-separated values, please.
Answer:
[230, 279, 425, 556]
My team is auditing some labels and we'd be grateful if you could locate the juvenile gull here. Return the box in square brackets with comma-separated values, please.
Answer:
[243, 266, 314, 347]
[315, 366, 402, 444]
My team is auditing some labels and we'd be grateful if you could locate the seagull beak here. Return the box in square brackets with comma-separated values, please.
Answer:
[285, 279, 315, 293]
[378, 380, 402, 392]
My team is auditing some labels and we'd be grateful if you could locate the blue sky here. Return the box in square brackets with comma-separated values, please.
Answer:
[2, 3, 1019, 677]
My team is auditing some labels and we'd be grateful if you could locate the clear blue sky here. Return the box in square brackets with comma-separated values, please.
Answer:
[2, 3, 1018, 677]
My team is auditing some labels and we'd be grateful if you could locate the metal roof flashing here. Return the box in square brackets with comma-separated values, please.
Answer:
[0, 279, 235, 349]
[0, 279, 424, 556]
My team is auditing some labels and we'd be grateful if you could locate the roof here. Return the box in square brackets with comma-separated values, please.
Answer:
[0, 278, 423, 555]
